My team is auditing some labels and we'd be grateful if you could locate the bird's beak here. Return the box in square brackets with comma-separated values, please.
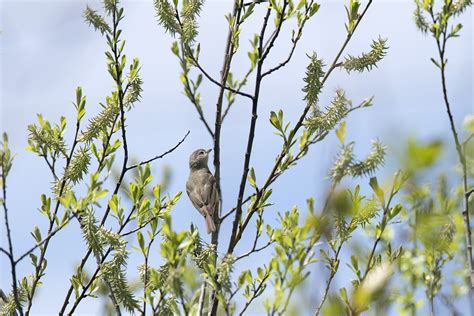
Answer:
[206, 149, 212, 154]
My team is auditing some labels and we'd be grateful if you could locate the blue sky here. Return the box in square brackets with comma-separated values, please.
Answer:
[0, 0, 473, 314]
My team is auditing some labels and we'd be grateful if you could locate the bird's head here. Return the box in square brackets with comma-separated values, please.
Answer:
[189, 148, 212, 169]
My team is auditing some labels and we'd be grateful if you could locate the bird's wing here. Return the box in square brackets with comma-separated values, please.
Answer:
[203, 172, 219, 216]
[186, 181, 205, 214]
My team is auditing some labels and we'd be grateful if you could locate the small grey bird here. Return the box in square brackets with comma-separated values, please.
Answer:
[186, 149, 219, 234]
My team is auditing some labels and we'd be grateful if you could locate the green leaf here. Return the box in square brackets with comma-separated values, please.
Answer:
[32, 226, 42, 243]
[369, 177, 385, 205]
[109, 194, 119, 213]
[137, 231, 145, 254]
[389, 204, 402, 220]
[269, 111, 281, 130]
[248, 167, 257, 188]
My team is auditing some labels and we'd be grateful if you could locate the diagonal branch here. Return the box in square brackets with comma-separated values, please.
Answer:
[15, 213, 76, 264]
[125, 130, 190, 171]
[186, 49, 254, 100]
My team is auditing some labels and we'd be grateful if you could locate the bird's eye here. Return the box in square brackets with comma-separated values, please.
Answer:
[200, 151, 205, 155]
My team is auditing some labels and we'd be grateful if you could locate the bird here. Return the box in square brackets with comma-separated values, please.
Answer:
[186, 148, 219, 234]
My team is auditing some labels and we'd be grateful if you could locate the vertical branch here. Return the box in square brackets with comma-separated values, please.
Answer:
[207, 1, 245, 315]
[1, 155, 22, 315]
[211, 0, 244, 247]
[228, 6, 273, 254]
[91, 5, 128, 315]
[438, 34, 474, 293]
[427, 4, 474, 295]
[61, 4, 130, 314]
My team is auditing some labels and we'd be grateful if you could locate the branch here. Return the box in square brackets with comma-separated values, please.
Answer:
[26, 110, 82, 315]
[219, 205, 238, 223]
[235, 239, 274, 261]
[242, 0, 268, 7]
[260, 1, 289, 62]
[187, 50, 254, 100]
[66, 201, 144, 315]
[171, 12, 215, 138]
[180, 56, 215, 137]
[1, 154, 22, 315]
[208, 1, 246, 314]
[60, 114, 120, 314]
[62, 5, 132, 314]
[238, 271, 271, 316]
[314, 242, 343, 316]
[120, 210, 164, 237]
[221, 67, 255, 122]
[15, 213, 76, 264]
[40, 154, 58, 180]
[428, 6, 474, 291]
[125, 130, 190, 171]
[467, 189, 474, 199]
[228, 5, 272, 254]
[361, 185, 396, 282]
[0, 247, 10, 258]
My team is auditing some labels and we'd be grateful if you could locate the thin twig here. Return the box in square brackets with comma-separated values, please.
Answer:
[235, 239, 274, 261]
[125, 130, 190, 171]
[314, 243, 343, 316]
[361, 185, 396, 282]
[15, 213, 76, 264]
[238, 271, 271, 316]
[221, 67, 255, 122]
[0, 247, 10, 257]
[40, 154, 58, 180]
[186, 50, 254, 100]
[242, 0, 268, 7]
[260, 1, 289, 62]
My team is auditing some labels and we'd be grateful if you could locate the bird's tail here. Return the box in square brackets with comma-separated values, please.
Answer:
[205, 214, 216, 234]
